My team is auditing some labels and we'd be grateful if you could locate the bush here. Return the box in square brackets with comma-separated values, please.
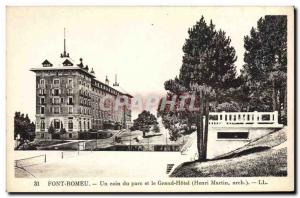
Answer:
[48, 125, 55, 134]
[216, 102, 241, 112]
[98, 132, 113, 139]
[152, 124, 160, 133]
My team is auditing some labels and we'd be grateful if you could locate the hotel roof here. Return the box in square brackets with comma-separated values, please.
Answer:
[30, 29, 133, 98]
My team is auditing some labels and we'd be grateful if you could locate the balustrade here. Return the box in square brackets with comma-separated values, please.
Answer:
[206, 111, 281, 127]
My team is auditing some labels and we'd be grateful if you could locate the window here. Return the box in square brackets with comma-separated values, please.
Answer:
[68, 107, 73, 114]
[53, 79, 60, 85]
[40, 79, 45, 85]
[68, 78, 73, 85]
[40, 119, 45, 131]
[53, 97, 60, 105]
[67, 89, 73, 95]
[53, 89, 59, 96]
[79, 121, 82, 131]
[54, 107, 60, 114]
[40, 89, 46, 95]
[54, 119, 60, 129]
[41, 133, 44, 138]
[68, 97, 73, 105]
[40, 97, 45, 105]
[68, 118, 73, 131]
[217, 132, 249, 139]
[61, 98, 64, 104]
[69, 133, 72, 138]
[40, 106, 45, 114]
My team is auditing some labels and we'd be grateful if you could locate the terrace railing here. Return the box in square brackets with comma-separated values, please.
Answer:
[207, 111, 283, 128]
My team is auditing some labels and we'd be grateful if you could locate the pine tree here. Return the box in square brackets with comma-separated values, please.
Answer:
[162, 16, 238, 161]
[242, 15, 287, 123]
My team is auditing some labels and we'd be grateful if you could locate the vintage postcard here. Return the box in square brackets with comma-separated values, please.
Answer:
[6, 6, 294, 192]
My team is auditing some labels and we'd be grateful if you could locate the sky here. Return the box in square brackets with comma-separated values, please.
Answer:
[6, 6, 291, 121]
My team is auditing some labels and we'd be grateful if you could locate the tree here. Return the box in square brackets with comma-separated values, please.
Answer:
[14, 111, 36, 141]
[60, 128, 67, 141]
[48, 124, 55, 135]
[160, 16, 238, 161]
[152, 124, 160, 133]
[242, 15, 287, 123]
[132, 111, 158, 137]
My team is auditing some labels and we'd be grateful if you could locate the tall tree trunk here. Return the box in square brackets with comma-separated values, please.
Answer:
[187, 118, 192, 133]
[196, 114, 202, 161]
[196, 91, 204, 161]
[203, 97, 209, 160]
[278, 88, 282, 123]
[272, 80, 277, 111]
[283, 86, 287, 124]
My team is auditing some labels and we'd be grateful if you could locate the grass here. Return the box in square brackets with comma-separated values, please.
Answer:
[171, 127, 288, 177]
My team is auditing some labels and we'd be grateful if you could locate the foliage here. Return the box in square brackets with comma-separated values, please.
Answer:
[216, 101, 241, 112]
[88, 128, 97, 132]
[241, 15, 287, 123]
[159, 16, 238, 161]
[132, 110, 158, 137]
[160, 112, 184, 141]
[242, 16, 287, 83]
[59, 128, 67, 140]
[152, 124, 160, 133]
[60, 128, 67, 134]
[48, 124, 55, 134]
[14, 111, 35, 141]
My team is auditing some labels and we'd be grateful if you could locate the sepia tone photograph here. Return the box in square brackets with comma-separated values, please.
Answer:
[6, 6, 294, 192]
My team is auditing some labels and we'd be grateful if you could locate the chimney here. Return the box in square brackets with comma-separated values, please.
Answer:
[91, 68, 95, 74]
[113, 74, 119, 87]
[105, 76, 109, 85]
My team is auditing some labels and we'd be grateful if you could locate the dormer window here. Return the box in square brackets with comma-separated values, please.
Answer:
[42, 59, 53, 67]
[62, 59, 73, 66]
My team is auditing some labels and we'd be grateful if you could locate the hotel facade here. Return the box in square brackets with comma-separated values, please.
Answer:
[30, 36, 132, 140]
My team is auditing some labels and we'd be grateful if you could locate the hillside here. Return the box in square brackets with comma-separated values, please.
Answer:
[171, 127, 288, 177]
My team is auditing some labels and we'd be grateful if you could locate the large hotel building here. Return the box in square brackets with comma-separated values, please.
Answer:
[30, 34, 133, 140]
